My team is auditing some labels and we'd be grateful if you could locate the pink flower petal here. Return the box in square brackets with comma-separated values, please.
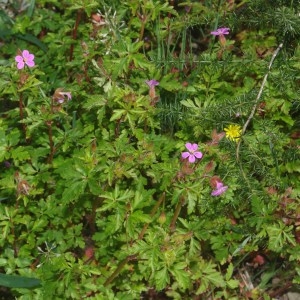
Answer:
[211, 185, 228, 196]
[26, 60, 35, 67]
[186, 142, 199, 152]
[220, 27, 230, 34]
[27, 53, 34, 61]
[22, 50, 30, 57]
[17, 61, 25, 69]
[211, 189, 221, 196]
[181, 152, 190, 159]
[65, 92, 72, 101]
[57, 98, 65, 104]
[185, 143, 193, 151]
[215, 181, 224, 189]
[20, 50, 35, 68]
[185, 143, 199, 152]
[194, 151, 203, 159]
[145, 79, 159, 88]
[211, 27, 230, 36]
[188, 155, 196, 163]
[190, 143, 198, 151]
[211, 30, 219, 36]
[15, 55, 23, 63]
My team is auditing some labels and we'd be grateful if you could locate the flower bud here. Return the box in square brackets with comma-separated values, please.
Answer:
[158, 212, 166, 224]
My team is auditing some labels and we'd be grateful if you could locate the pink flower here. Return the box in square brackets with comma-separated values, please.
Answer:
[210, 27, 230, 36]
[181, 143, 203, 163]
[15, 50, 35, 69]
[145, 79, 159, 88]
[57, 91, 72, 104]
[145, 79, 159, 104]
[211, 181, 228, 196]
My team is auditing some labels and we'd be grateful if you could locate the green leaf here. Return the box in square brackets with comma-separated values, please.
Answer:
[204, 267, 225, 287]
[154, 267, 170, 290]
[11, 146, 31, 161]
[32, 218, 48, 232]
[227, 279, 239, 289]
[267, 223, 296, 252]
[110, 109, 126, 121]
[283, 161, 300, 173]
[61, 180, 87, 203]
[159, 74, 182, 92]
[195, 259, 226, 294]
[132, 54, 152, 70]
[225, 263, 234, 281]
[129, 210, 152, 224]
[16, 33, 48, 52]
[180, 98, 201, 109]
[88, 178, 102, 195]
[170, 263, 190, 289]
[0, 259, 7, 267]
[273, 113, 294, 126]
[0, 273, 41, 289]
[187, 191, 196, 214]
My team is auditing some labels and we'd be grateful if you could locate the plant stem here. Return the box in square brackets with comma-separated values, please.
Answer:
[169, 196, 185, 232]
[138, 192, 165, 240]
[104, 255, 137, 287]
[19, 93, 27, 137]
[69, 9, 82, 62]
[138, 15, 147, 42]
[47, 122, 54, 164]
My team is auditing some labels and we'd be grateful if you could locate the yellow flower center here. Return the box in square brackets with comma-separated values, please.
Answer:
[224, 124, 242, 142]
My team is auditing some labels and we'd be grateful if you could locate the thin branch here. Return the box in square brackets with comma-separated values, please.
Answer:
[236, 43, 283, 180]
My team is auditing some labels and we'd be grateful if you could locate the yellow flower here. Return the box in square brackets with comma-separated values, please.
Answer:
[224, 124, 242, 142]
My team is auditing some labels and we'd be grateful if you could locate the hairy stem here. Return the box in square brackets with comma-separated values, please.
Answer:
[104, 255, 137, 287]
[47, 122, 54, 164]
[138, 192, 165, 240]
[19, 93, 27, 137]
[170, 196, 185, 232]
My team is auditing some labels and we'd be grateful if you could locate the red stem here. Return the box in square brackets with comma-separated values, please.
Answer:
[47, 122, 55, 164]
[169, 196, 185, 232]
[19, 93, 27, 136]
[69, 9, 82, 61]
[138, 192, 165, 240]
